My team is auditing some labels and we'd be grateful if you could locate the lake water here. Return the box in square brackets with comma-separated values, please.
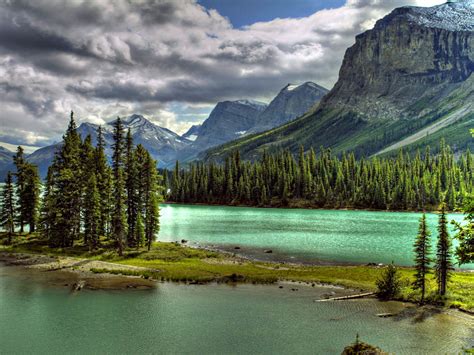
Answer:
[159, 204, 473, 268]
[0, 265, 472, 354]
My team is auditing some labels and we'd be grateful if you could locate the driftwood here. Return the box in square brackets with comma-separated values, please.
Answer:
[314, 292, 376, 302]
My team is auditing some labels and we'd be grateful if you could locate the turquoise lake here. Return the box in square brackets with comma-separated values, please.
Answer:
[159, 204, 473, 268]
[0, 265, 473, 354]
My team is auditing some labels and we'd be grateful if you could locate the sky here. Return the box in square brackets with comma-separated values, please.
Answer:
[0, 0, 446, 149]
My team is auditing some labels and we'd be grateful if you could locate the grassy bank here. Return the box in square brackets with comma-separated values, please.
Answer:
[1, 233, 473, 311]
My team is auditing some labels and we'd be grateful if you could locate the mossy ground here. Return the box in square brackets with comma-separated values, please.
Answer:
[1, 232, 473, 311]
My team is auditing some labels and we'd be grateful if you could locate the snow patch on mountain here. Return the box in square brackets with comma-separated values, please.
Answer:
[402, 1, 474, 31]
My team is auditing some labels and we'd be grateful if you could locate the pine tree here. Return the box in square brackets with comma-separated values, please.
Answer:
[454, 195, 474, 265]
[135, 211, 145, 249]
[125, 129, 138, 247]
[111, 117, 128, 255]
[143, 153, 160, 251]
[1, 172, 16, 244]
[13, 146, 26, 232]
[45, 111, 83, 247]
[435, 204, 453, 296]
[22, 163, 40, 233]
[413, 214, 432, 303]
[83, 174, 100, 250]
[95, 126, 112, 237]
[38, 167, 56, 242]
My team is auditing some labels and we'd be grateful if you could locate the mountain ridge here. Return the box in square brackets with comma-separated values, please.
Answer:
[202, 1, 473, 162]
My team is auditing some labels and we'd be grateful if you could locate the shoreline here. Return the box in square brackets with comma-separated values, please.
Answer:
[1, 236, 473, 314]
[163, 201, 464, 214]
[0, 252, 157, 291]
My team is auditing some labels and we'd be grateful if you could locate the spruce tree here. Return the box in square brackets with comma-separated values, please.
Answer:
[143, 153, 160, 251]
[95, 126, 112, 237]
[13, 146, 26, 232]
[111, 117, 128, 255]
[1, 172, 16, 244]
[45, 111, 82, 247]
[435, 204, 453, 296]
[454, 195, 474, 265]
[413, 214, 432, 303]
[22, 163, 40, 233]
[83, 174, 101, 250]
[125, 129, 138, 247]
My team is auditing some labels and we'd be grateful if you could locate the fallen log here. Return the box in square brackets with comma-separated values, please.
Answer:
[314, 292, 376, 302]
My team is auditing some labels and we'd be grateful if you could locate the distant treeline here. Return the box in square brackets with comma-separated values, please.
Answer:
[166, 141, 472, 211]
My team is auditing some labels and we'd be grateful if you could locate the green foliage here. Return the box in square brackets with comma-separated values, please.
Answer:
[13, 146, 41, 233]
[168, 141, 472, 211]
[0, 172, 16, 243]
[453, 195, 474, 265]
[435, 204, 453, 296]
[35, 112, 162, 254]
[412, 214, 432, 302]
[376, 263, 402, 300]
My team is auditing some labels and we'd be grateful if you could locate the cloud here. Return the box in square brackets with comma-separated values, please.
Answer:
[0, 0, 446, 144]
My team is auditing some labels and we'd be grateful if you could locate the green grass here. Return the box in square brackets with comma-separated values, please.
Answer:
[1, 233, 473, 311]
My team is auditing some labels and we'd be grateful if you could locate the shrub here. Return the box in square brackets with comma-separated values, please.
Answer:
[376, 262, 402, 300]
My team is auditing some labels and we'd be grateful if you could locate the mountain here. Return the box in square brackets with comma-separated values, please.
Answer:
[203, 1, 474, 162]
[26, 114, 190, 178]
[191, 99, 267, 151]
[182, 124, 201, 141]
[249, 82, 328, 133]
[0, 146, 15, 180]
[178, 82, 327, 161]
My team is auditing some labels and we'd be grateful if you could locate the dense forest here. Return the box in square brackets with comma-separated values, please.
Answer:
[0, 113, 161, 254]
[167, 142, 472, 211]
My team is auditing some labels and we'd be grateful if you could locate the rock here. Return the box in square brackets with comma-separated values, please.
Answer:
[191, 100, 267, 150]
[279, 285, 283, 289]
[234, 246, 241, 250]
[71, 281, 85, 292]
[249, 82, 328, 134]
[264, 249, 273, 254]
[181, 239, 188, 244]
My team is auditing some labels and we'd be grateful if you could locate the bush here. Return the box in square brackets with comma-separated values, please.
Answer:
[376, 263, 402, 300]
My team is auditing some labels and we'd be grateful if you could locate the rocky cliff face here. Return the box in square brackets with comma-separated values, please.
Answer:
[323, 1, 473, 120]
[204, 1, 474, 161]
[192, 99, 267, 150]
[250, 82, 328, 133]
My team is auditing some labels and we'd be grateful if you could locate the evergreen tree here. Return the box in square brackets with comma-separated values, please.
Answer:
[13, 146, 26, 232]
[435, 204, 453, 296]
[413, 214, 432, 303]
[95, 126, 112, 237]
[125, 129, 139, 247]
[111, 117, 128, 255]
[453, 195, 474, 265]
[1, 172, 16, 244]
[83, 174, 100, 250]
[45, 111, 82, 247]
[39, 167, 56, 242]
[143, 153, 160, 251]
[167, 141, 470, 213]
[22, 163, 40, 233]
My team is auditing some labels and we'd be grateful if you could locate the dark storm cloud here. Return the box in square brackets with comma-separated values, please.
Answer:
[0, 0, 443, 145]
[0, 15, 83, 55]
